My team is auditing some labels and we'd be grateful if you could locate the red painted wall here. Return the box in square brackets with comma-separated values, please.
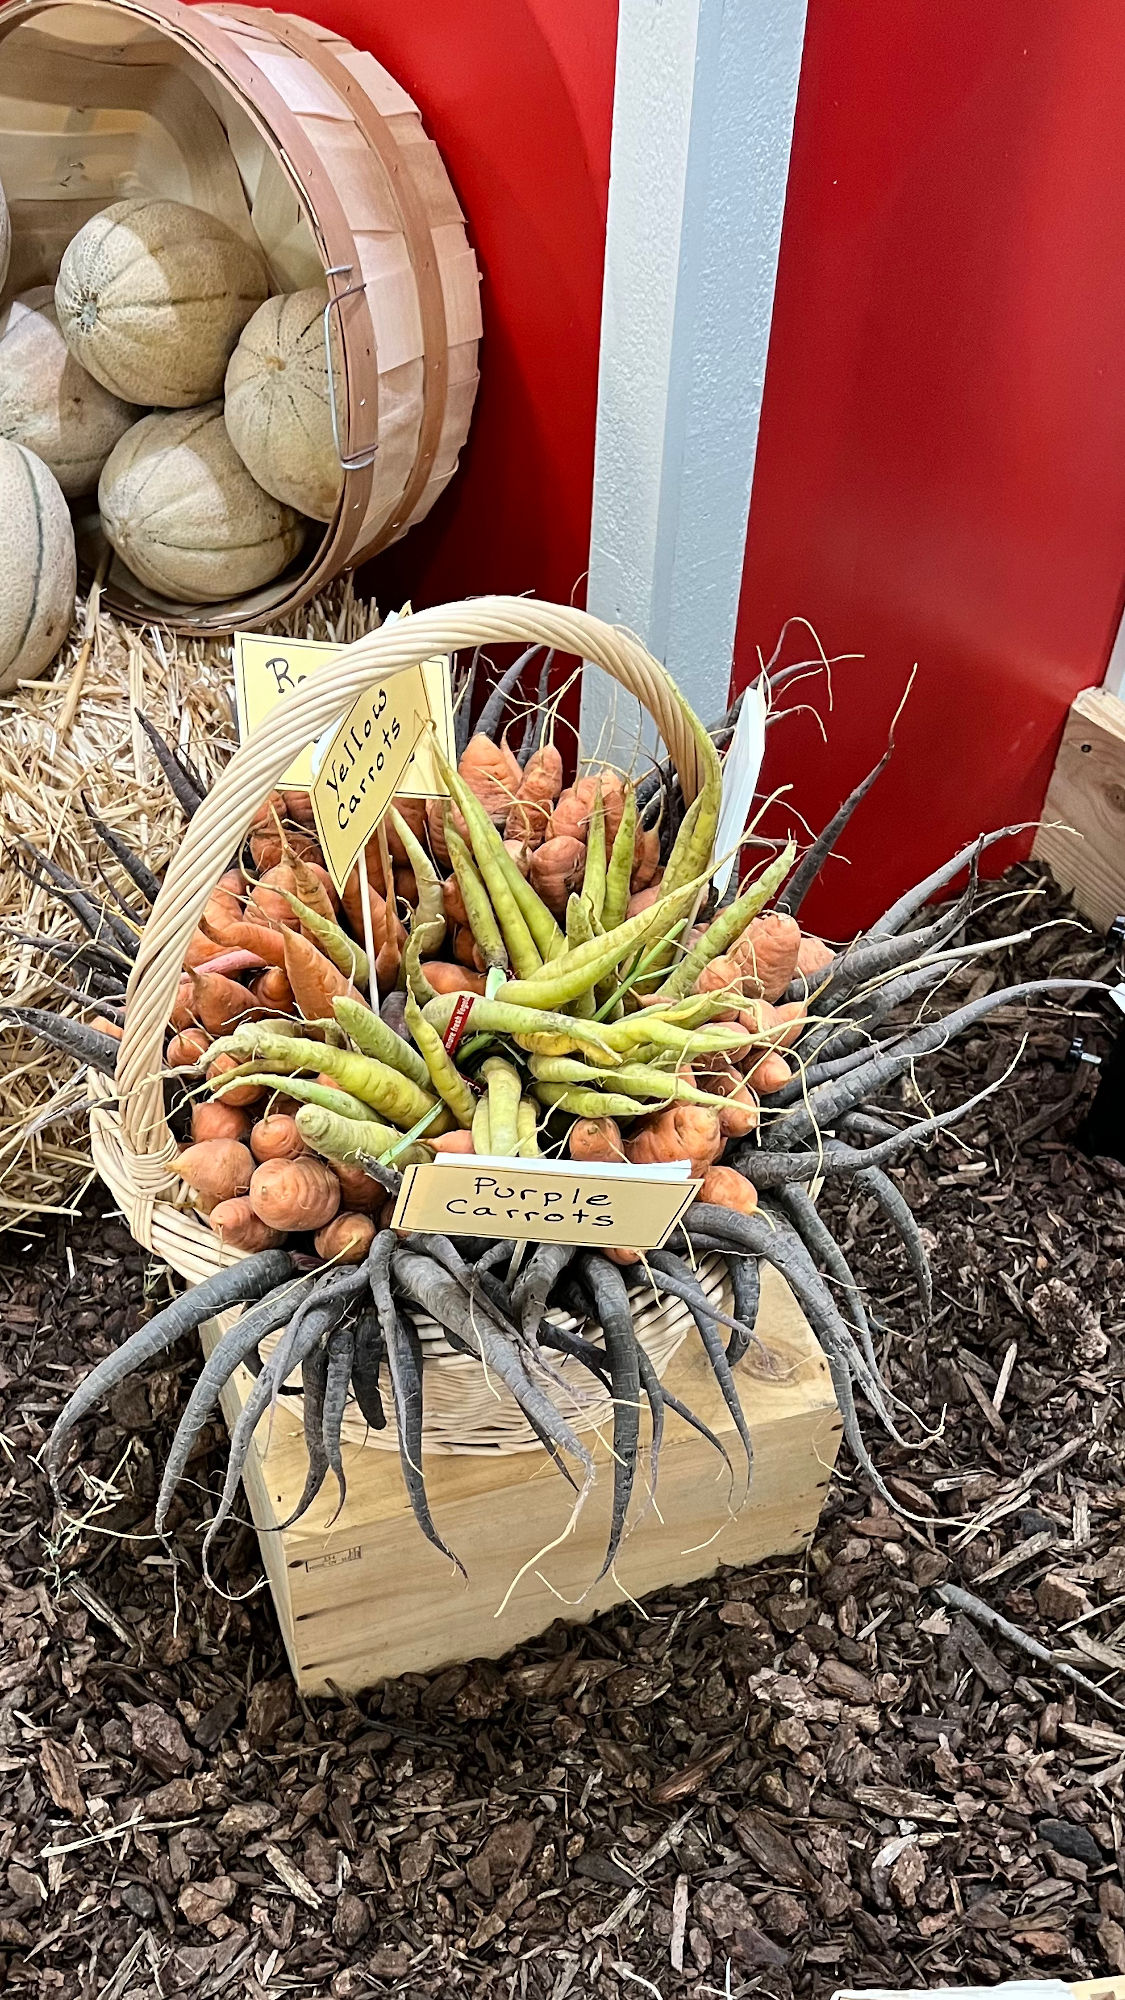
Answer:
[280, 0, 617, 618]
[738, 0, 1125, 936]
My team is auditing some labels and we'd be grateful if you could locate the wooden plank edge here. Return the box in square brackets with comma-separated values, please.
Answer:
[1033, 685, 1125, 931]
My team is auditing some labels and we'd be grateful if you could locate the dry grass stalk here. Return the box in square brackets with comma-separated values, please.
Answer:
[0, 577, 381, 1229]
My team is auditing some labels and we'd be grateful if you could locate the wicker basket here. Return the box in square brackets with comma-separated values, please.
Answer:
[90, 597, 730, 1452]
[0, 0, 481, 630]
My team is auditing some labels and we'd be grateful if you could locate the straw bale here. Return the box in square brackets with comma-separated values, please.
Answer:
[0, 576, 380, 1230]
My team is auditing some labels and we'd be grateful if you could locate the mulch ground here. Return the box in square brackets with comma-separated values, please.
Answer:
[2, 864, 1124, 2000]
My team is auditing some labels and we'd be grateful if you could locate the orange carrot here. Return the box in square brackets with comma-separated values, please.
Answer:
[184, 928, 221, 969]
[502, 837, 532, 878]
[530, 835, 586, 918]
[251, 966, 295, 1012]
[334, 1160, 382, 1212]
[451, 925, 486, 971]
[458, 733, 523, 820]
[795, 933, 835, 979]
[250, 1114, 306, 1162]
[429, 1129, 476, 1154]
[699, 1164, 758, 1215]
[504, 743, 563, 849]
[200, 884, 287, 967]
[168, 1026, 210, 1068]
[426, 795, 471, 868]
[315, 1212, 377, 1263]
[281, 788, 317, 826]
[695, 952, 745, 1018]
[568, 1116, 627, 1164]
[192, 1101, 251, 1144]
[737, 998, 807, 1049]
[442, 873, 470, 930]
[341, 866, 385, 941]
[731, 913, 802, 1002]
[291, 856, 337, 919]
[626, 881, 663, 919]
[745, 1049, 792, 1094]
[248, 1157, 341, 1231]
[248, 865, 301, 931]
[282, 927, 356, 1020]
[627, 1105, 723, 1178]
[697, 1061, 759, 1138]
[419, 962, 487, 997]
[209, 1197, 285, 1251]
[206, 1052, 266, 1109]
[630, 828, 660, 892]
[248, 815, 321, 873]
[172, 969, 261, 1037]
[174, 1139, 254, 1206]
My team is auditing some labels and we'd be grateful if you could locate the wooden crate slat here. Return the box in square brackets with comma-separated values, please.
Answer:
[1034, 687, 1125, 930]
[207, 1265, 840, 1694]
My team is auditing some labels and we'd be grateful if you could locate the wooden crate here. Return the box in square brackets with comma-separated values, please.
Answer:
[206, 1266, 840, 1694]
[1034, 685, 1125, 930]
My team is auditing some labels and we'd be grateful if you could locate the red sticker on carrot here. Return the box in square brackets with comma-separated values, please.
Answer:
[442, 991, 476, 1056]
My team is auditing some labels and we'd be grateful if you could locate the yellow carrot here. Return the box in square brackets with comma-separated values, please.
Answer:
[446, 823, 508, 970]
[657, 841, 796, 1000]
[471, 1096, 492, 1153]
[420, 990, 621, 1059]
[332, 994, 432, 1093]
[434, 740, 563, 964]
[580, 783, 607, 923]
[213, 1025, 443, 1129]
[276, 888, 369, 985]
[516, 1099, 541, 1157]
[601, 784, 637, 932]
[295, 1103, 430, 1170]
[496, 872, 708, 1011]
[481, 1056, 522, 1154]
[405, 992, 475, 1128]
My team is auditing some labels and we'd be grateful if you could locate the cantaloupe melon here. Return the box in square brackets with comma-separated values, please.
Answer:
[224, 289, 343, 523]
[0, 440, 76, 692]
[0, 288, 142, 497]
[98, 404, 305, 603]
[55, 199, 269, 409]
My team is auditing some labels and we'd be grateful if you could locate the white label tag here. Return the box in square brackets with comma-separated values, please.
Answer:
[712, 683, 767, 898]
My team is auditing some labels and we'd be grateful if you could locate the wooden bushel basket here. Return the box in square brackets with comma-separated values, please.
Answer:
[87, 599, 841, 1682]
[0, 0, 482, 630]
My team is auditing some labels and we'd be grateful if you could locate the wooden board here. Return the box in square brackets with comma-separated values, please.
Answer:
[204, 1265, 840, 1695]
[1034, 686, 1125, 930]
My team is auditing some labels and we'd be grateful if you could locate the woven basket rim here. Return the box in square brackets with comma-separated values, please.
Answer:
[97, 595, 712, 1452]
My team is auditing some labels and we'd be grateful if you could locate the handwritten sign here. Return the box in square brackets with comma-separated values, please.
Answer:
[308, 666, 432, 894]
[233, 633, 335, 788]
[390, 1156, 702, 1250]
[232, 625, 454, 796]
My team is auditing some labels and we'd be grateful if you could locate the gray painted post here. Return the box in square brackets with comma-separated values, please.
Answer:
[582, 0, 808, 772]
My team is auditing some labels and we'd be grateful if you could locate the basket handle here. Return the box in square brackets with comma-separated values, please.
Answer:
[117, 596, 709, 1162]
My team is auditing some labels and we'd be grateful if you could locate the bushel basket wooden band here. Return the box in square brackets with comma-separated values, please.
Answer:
[0, 0, 481, 630]
[90, 596, 731, 1453]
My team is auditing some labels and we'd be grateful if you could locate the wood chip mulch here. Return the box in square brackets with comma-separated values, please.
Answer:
[1, 865, 1124, 2000]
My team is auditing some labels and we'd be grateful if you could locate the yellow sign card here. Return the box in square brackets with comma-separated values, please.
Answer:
[309, 666, 432, 894]
[232, 630, 454, 796]
[390, 1158, 702, 1251]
